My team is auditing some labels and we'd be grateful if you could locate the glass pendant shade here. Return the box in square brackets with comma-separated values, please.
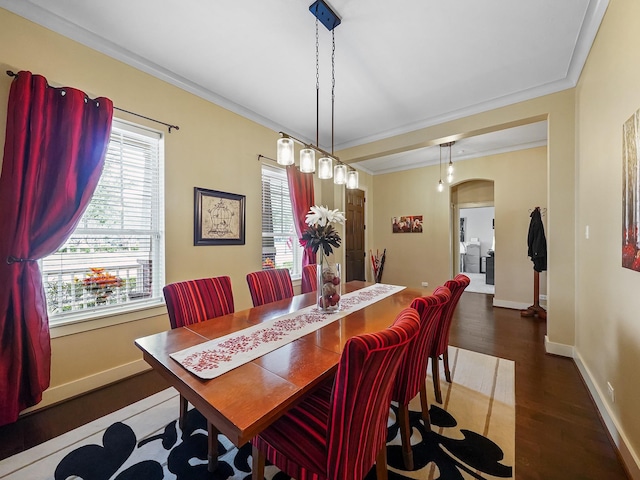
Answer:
[300, 148, 316, 173]
[448, 162, 454, 175]
[277, 138, 295, 166]
[346, 170, 359, 189]
[437, 180, 444, 192]
[334, 164, 347, 184]
[318, 157, 333, 179]
[447, 172, 454, 184]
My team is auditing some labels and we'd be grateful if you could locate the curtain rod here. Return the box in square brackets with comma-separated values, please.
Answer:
[6, 70, 180, 133]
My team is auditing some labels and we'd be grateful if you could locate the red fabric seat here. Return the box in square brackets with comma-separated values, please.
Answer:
[391, 286, 451, 469]
[431, 274, 470, 403]
[163, 276, 234, 329]
[301, 264, 318, 294]
[246, 268, 294, 307]
[251, 307, 421, 480]
[162, 276, 235, 472]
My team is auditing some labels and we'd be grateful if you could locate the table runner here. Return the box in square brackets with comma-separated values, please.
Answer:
[170, 283, 405, 379]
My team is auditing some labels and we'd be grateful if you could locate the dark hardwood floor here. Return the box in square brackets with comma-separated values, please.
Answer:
[0, 292, 630, 478]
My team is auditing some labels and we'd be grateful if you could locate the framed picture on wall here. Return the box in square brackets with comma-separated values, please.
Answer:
[194, 187, 246, 245]
[392, 215, 423, 233]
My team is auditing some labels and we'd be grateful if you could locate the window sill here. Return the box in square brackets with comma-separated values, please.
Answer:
[49, 299, 167, 338]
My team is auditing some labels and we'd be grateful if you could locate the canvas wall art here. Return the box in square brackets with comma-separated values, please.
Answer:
[623, 109, 640, 270]
[392, 215, 423, 233]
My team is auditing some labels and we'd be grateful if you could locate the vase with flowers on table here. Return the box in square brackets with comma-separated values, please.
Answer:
[301, 205, 345, 312]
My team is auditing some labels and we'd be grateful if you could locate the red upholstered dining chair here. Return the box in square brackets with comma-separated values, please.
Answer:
[246, 268, 294, 307]
[163, 276, 235, 471]
[430, 273, 470, 404]
[391, 286, 451, 470]
[251, 307, 421, 480]
[301, 263, 318, 294]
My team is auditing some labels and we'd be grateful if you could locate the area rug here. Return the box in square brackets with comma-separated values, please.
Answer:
[0, 347, 514, 480]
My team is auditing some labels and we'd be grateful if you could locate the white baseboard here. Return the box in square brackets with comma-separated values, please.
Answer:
[492, 298, 530, 310]
[20, 359, 151, 415]
[574, 351, 640, 479]
[544, 335, 574, 358]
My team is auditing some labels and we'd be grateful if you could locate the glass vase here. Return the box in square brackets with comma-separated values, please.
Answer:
[317, 261, 341, 312]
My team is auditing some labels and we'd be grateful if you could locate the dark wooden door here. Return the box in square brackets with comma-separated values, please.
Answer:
[345, 189, 366, 281]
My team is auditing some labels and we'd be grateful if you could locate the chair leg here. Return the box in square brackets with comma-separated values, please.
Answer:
[179, 394, 188, 430]
[443, 348, 452, 383]
[252, 444, 266, 480]
[207, 422, 219, 472]
[397, 404, 414, 470]
[432, 355, 443, 404]
[375, 444, 388, 480]
[419, 381, 431, 429]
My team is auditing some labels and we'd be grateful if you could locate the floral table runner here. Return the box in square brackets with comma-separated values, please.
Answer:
[170, 283, 405, 379]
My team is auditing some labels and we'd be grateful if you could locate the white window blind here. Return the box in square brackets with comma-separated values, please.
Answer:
[261, 165, 301, 277]
[42, 119, 165, 323]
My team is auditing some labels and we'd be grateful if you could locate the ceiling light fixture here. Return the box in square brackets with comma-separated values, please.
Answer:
[437, 145, 444, 192]
[445, 141, 455, 184]
[276, 0, 358, 190]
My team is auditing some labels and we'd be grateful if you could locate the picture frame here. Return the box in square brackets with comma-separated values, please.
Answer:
[392, 215, 423, 233]
[194, 187, 246, 245]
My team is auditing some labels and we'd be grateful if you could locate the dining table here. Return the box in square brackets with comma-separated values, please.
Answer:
[134, 280, 427, 471]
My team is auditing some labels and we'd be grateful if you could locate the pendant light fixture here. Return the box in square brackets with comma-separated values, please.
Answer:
[445, 141, 455, 183]
[275, 0, 359, 190]
[437, 144, 444, 192]
[346, 170, 359, 189]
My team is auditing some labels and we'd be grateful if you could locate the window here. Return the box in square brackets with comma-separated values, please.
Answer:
[41, 119, 164, 325]
[261, 165, 302, 277]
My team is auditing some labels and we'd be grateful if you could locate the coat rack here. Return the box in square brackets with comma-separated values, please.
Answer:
[521, 206, 547, 320]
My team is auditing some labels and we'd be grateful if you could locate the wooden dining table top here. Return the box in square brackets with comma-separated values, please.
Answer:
[134, 281, 428, 447]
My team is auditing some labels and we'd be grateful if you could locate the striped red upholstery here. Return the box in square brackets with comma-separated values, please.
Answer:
[393, 287, 451, 404]
[301, 264, 318, 294]
[162, 275, 235, 470]
[391, 286, 451, 469]
[163, 276, 235, 329]
[246, 268, 294, 307]
[430, 274, 470, 403]
[252, 307, 420, 480]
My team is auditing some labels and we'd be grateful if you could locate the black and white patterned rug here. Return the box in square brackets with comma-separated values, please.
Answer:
[0, 347, 514, 480]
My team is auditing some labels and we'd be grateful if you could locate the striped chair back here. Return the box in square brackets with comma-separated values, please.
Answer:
[301, 264, 318, 294]
[392, 286, 451, 405]
[163, 276, 235, 329]
[246, 268, 294, 307]
[433, 274, 470, 357]
[326, 307, 420, 480]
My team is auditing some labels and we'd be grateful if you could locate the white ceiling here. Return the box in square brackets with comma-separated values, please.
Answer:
[0, 0, 607, 174]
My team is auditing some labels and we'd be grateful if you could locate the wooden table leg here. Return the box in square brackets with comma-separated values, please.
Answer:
[207, 422, 219, 472]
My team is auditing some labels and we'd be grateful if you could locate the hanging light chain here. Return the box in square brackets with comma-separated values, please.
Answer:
[331, 29, 336, 155]
[316, 18, 320, 148]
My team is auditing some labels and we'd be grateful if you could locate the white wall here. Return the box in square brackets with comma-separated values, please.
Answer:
[460, 206, 494, 256]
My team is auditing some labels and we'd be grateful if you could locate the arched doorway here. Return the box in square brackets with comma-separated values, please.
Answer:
[451, 180, 495, 294]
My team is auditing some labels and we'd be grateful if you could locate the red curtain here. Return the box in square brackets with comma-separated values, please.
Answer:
[286, 165, 316, 267]
[0, 71, 113, 426]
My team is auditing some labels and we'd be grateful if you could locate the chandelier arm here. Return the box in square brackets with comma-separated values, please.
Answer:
[278, 132, 340, 162]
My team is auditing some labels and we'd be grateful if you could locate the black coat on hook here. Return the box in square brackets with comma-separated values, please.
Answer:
[527, 207, 547, 272]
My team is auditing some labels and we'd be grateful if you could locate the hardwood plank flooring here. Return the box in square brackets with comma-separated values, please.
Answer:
[0, 291, 630, 478]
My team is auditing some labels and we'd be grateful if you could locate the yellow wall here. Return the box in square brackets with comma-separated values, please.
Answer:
[5, 3, 640, 470]
[0, 8, 284, 407]
[453, 180, 494, 205]
[370, 147, 547, 306]
[340, 92, 575, 349]
[575, 0, 640, 469]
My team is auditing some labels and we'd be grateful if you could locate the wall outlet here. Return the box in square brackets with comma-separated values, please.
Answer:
[607, 381, 615, 402]
[421, 281, 429, 287]
[585, 225, 590, 239]
[539, 294, 547, 301]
